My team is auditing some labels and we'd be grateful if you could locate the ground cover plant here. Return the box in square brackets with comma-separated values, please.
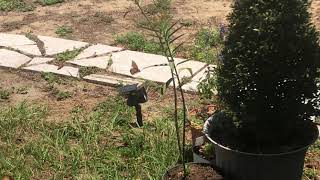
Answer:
[0, 96, 180, 179]
[0, 0, 33, 11]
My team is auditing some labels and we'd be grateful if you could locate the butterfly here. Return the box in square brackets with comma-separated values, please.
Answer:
[130, 61, 141, 75]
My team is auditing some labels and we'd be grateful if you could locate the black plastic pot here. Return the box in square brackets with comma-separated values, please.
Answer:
[162, 162, 223, 180]
[203, 115, 319, 180]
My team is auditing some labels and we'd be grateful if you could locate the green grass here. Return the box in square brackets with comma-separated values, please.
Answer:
[0, 0, 34, 11]
[38, 0, 64, 6]
[0, 96, 179, 179]
[55, 25, 73, 37]
[115, 32, 162, 54]
[56, 49, 82, 62]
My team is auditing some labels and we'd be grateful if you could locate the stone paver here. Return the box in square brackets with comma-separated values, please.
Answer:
[110, 50, 170, 77]
[38, 35, 88, 55]
[0, 33, 41, 56]
[23, 64, 79, 77]
[84, 74, 142, 87]
[27, 57, 54, 66]
[182, 65, 217, 92]
[0, 33, 214, 92]
[0, 49, 31, 68]
[75, 44, 122, 60]
[110, 50, 207, 83]
[68, 56, 111, 69]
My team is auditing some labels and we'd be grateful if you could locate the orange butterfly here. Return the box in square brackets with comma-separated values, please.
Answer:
[130, 61, 141, 75]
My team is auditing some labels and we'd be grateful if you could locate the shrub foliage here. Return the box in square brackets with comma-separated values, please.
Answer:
[217, 0, 320, 150]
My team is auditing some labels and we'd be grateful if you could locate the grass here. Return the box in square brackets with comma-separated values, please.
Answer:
[56, 49, 82, 62]
[38, 0, 64, 6]
[0, 0, 34, 11]
[0, 96, 179, 179]
[115, 32, 162, 54]
[55, 26, 73, 37]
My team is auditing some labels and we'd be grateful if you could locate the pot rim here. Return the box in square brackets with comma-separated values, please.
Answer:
[204, 122, 319, 157]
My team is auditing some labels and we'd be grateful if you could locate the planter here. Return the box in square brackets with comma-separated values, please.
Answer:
[192, 136, 215, 164]
[162, 162, 223, 180]
[203, 115, 319, 180]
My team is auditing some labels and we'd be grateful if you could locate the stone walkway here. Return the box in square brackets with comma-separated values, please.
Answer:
[0, 33, 214, 92]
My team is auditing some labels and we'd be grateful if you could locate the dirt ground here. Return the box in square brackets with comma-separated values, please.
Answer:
[0, 68, 200, 123]
[0, 0, 231, 44]
[1, 0, 319, 45]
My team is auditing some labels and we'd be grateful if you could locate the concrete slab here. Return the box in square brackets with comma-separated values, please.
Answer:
[0, 33, 41, 56]
[75, 44, 122, 60]
[182, 65, 217, 92]
[38, 35, 88, 55]
[27, 57, 54, 66]
[110, 50, 171, 77]
[0, 49, 31, 68]
[0, 33, 35, 46]
[110, 50, 207, 83]
[23, 64, 79, 77]
[68, 56, 111, 69]
[182, 81, 199, 92]
[84, 74, 142, 87]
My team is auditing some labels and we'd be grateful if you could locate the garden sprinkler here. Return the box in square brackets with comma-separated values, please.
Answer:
[119, 83, 148, 127]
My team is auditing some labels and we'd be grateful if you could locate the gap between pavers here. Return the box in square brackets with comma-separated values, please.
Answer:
[74, 44, 122, 60]
[0, 49, 31, 68]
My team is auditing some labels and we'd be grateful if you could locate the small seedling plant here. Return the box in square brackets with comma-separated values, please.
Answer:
[133, 0, 191, 177]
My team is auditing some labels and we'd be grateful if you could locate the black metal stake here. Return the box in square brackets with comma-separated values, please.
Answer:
[135, 104, 143, 127]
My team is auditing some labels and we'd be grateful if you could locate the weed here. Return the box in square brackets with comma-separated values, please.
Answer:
[0, 0, 34, 11]
[41, 72, 60, 85]
[56, 49, 82, 62]
[94, 12, 113, 24]
[180, 19, 193, 27]
[0, 89, 11, 100]
[38, 0, 64, 6]
[55, 91, 72, 101]
[16, 86, 29, 94]
[55, 25, 73, 37]
[115, 32, 161, 54]
[197, 66, 217, 99]
[188, 28, 223, 64]
[79, 66, 100, 78]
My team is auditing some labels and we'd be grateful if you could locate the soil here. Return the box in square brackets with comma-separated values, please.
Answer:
[164, 163, 223, 180]
[0, 68, 199, 123]
[194, 142, 215, 162]
[1, 0, 319, 45]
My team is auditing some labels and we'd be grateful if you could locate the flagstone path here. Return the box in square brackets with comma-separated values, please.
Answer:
[0, 33, 214, 92]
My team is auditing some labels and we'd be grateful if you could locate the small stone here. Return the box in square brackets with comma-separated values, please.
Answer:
[23, 64, 79, 77]
[0, 49, 31, 68]
[27, 57, 54, 66]
[75, 44, 122, 60]
[38, 35, 88, 55]
[68, 56, 111, 69]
